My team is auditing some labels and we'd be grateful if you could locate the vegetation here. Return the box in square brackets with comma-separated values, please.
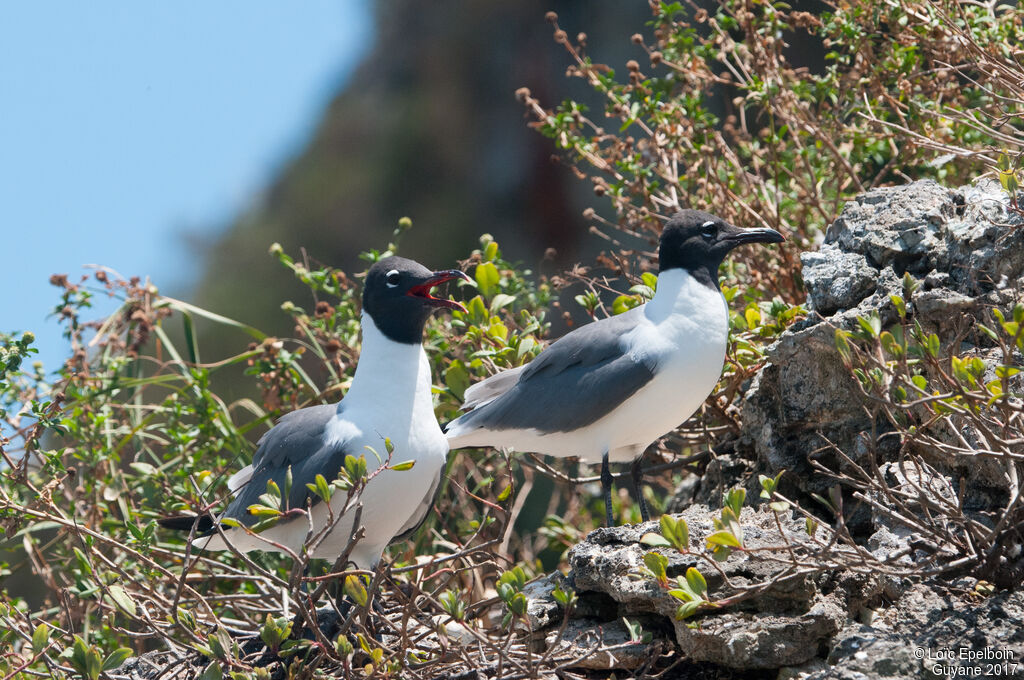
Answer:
[1, 0, 1022, 677]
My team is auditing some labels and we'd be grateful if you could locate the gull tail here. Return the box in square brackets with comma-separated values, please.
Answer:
[157, 514, 215, 535]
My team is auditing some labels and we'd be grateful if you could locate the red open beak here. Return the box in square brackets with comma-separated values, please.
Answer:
[407, 269, 472, 312]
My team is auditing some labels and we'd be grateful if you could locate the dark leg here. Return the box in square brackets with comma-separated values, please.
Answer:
[601, 450, 615, 526]
[631, 457, 650, 523]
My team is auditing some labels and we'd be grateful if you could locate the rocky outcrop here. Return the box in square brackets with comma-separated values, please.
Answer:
[566, 506, 852, 669]
[524, 509, 1024, 678]
[740, 179, 1024, 516]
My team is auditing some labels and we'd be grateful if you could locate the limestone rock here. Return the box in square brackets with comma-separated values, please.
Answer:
[564, 505, 858, 669]
[740, 179, 1024, 513]
[544, 617, 668, 670]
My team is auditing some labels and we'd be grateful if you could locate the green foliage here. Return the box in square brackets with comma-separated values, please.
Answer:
[438, 588, 467, 622]
[758, 470, 789, 513]
[668, 568, 715, 620]
[622, 616, 652, 643]
[496, 565, 529, 626]
[260, 614, 293, 655]
[641, 550, 670, 587]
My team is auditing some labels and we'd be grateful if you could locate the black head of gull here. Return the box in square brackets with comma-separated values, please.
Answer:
[658, 209, 785, 289]
[363, 256, 471, 345]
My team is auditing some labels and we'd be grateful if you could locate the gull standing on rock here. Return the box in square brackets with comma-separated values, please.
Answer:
[444, 210, 784, 525]
[160, 256, 470, 569]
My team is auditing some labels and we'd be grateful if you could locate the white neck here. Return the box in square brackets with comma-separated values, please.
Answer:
[345, 314, 433, 416]
[644, 268, 727, 327]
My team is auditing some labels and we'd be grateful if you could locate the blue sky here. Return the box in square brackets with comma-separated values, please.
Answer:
[0, 2, 372, 375]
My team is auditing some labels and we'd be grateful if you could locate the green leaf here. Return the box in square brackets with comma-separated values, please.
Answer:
[86, 651, 103, 680]
[640, 532, 671, 547]
[128, 462, 157, 476]
[552, 585, 576, 608]
[642, 551, 668, 583]
[706, 530, 742, 548]
[612, 294, 641, 315]
[490, 293, 516, 314]
[724, 488, 745, 518]
[72, 547, 92, 576]
[247, 504, 283, 517]
[508, 592, 527, 616]
[675, 600, 701, 620]
[744, 304, 761, 329]
[160, 297, 267, 341]
[71, 635, 89, 672]
[834, 329, 851, 361]
[32, 622, 50, 654]
[497, 484, 513, 502]
[996, 365, 1020, 379]
[445, 360, 471, 400]
[465, 295, 488, 324]
[344, 574, 369, 608]
[198, 662, 223, 680]
[475, 262, 500, 298]
[668, 587, 694, 602]
[856, 313, 880, 338]
[391, 460, 415, 471]
[880, 331, 902, 357]
[901, 273, 918, 300]
[107, 585, 137, 616]
[685, 567, 707, 598]
[345, 455, 367, 481]
[182, 311, 200, 364]
[889, 294, 906, 318]
[659, 514, 689, 551]
[102, 648, 133, 672]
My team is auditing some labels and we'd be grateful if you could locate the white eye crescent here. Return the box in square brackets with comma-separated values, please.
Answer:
[385, 269, 400, 287]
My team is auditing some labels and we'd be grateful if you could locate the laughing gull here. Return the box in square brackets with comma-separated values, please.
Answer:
[160, 256, 470, 569]
[444, 210, 784, 525]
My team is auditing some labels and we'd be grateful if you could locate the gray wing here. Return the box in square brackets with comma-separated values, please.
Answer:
[460, 365, 527, 410]
[391, 467, 444, 543]
[452, 311, 656, 434]
[223, 404, 353, 528]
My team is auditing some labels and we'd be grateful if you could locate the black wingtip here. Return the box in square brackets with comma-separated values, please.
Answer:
[440, 420, 451, 434]
[157, 514, 215, 534]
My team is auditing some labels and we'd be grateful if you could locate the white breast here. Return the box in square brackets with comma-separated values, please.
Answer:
[198, 316, 449, 567]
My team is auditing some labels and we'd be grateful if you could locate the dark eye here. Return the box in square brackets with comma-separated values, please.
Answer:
[701, 221, 717, 239]
[385, 270, 400, 287]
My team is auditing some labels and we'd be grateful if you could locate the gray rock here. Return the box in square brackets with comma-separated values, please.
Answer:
[520, 572, 565, 629]
[804, 583, 1024, 680]
[741, 179, 1024, 515]
[802, 249, 878, 316]
[565, 505, 861, 669]
[543, 616, 667, 670]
